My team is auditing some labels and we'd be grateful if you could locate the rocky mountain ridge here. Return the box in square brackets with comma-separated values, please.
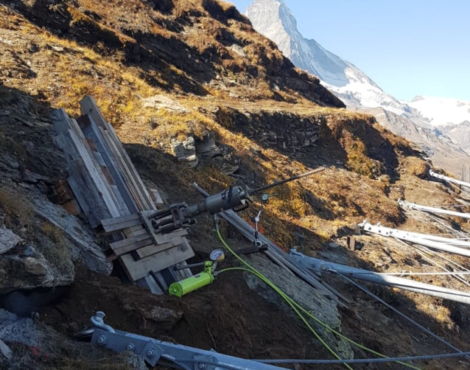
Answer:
[245, 0, 470, 175]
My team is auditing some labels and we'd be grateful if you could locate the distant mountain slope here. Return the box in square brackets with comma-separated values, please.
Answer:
[409, 96, 470, 127]
[362, 107, 469, 175]
[245, 0, 470, 175]
[441, 121, 470, 154]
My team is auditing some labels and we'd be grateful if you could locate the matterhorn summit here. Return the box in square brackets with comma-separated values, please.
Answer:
[246, 0, 414, 118]
[245, 0, 470, 173]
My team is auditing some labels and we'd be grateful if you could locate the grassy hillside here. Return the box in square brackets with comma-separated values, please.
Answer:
[1, 1, 470, 369]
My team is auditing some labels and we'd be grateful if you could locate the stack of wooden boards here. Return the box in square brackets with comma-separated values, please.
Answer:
[52, 96, 194, 291]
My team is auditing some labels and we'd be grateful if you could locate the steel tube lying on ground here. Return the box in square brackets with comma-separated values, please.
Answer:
[399, 199, 470, 220]
[290, 250, 470, 305]
[430, 170, 470, 189]
[360, 221, 470, 257]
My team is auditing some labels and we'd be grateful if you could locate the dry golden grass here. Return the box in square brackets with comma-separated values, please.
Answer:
[402, 156, 430, 178]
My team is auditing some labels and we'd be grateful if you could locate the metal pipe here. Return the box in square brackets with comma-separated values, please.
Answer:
[385, 228, 470, 248]
[361, 221, 470, 257]
[399, 199, 470, 220]
[249, 167, 325, 195]
[290, 250, 470, 305]
[430, 170, 470, 189]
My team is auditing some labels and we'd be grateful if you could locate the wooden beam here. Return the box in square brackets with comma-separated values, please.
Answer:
[79, 96, 156, 211]
[132, 236, 184, 260]
[78, 114, 137, 215]
[119, 239, 195, 281]
[53, 109, 121, 220]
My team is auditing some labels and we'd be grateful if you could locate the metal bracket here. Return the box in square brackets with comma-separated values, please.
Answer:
[86, 312, 285, 370]
[193, 354, 219, 370]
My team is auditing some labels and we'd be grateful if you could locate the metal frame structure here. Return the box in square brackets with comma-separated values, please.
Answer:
[289, 250, 470, 305]
[86, 312, 284, 370]
[359, 221, 470, 257]
[398, 199, 470, 220]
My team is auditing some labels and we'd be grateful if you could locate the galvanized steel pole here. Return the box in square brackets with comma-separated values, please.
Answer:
[399, 199, 470, 220]
[290, 250, 470, 305]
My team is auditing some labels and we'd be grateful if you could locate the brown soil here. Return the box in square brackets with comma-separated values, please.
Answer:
[39, 263, 343, 369]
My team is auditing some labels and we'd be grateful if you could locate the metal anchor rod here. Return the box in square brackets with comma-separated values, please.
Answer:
[249, 167, 325, 195]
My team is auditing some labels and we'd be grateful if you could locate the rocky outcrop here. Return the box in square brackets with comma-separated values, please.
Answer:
[0, 226, 22, 254]
[0, 308, 147, 369]
[0, 245, 73, 295]
[30, 195, 112, 276]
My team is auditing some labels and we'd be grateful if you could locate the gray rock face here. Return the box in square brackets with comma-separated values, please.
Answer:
[171, 136, 199, 167]
[0, 245, 73, 294]
[143, 95, 187, 112]
[0, 309, 146, 369]
[0, 308, 47, 347]
[30, 195, 112, 276]
[0, 226, 22, 254]
[246, 254, 353, 359]
[441, 121, 470, 155]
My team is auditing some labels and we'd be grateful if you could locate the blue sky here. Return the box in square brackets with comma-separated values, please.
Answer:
[229, 0, 470, 101]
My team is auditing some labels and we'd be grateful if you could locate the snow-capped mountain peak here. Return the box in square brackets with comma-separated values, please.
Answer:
[246, 0, 413, 118]
[245, 0, 470, 174]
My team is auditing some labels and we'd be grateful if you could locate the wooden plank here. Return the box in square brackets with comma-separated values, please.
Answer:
[111, 238, 154, 258]
[135, 275, 164, 295]
[132, 237, 184, 260]
[78, 115, 138, 214]
[102, 218, 142, 233]
[79, 96, 156, 211]
[53, 112, 121, 219]
[99, 128, 148, 211]
[126, 228, 148, 238]
[110, 233, 152, 251]
[174, 261, 194, 280]
[67, 158, 110, 227]
[119, 239, 195, 281]
[52, 108, 74, 134]
[101, 213, 140, 227]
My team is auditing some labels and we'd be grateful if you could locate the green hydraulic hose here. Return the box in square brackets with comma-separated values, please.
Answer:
[216, 229, 422, 370]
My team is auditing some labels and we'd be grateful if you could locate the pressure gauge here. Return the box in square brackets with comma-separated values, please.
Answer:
[210, 249, 225, 262]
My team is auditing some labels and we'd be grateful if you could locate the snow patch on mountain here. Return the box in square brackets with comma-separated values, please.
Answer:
[409, 96, 470, 127]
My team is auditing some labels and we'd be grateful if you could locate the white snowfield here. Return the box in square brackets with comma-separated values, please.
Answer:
[409, 96, 470, 127]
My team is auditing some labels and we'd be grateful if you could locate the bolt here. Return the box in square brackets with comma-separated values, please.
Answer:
[126, 343, 135, 351]
[146, 350, 155, 358]
[97, 335, 107, 346]
[199, 364, 206, 369]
